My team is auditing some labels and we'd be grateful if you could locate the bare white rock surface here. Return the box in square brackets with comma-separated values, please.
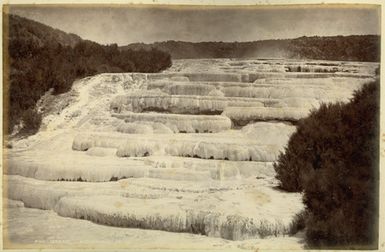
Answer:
[5, 58, 378, 249]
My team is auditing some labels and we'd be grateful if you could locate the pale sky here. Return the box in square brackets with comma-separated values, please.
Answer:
[9, 5, 381, 46]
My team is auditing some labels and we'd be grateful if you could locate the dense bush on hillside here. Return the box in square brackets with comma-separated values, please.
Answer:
[288, 35, 380, 62]
[122, 35, 380, 62]
[274, 81, 379, 248]
[4, 14, 172, 135]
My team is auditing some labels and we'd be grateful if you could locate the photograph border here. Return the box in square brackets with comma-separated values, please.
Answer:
[1, 0, 384, 251]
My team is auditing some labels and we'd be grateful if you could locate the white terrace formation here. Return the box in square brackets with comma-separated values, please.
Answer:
[5, 58, 378, 246]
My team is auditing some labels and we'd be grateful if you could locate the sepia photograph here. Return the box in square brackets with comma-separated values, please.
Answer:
[1, 1, 382, 251]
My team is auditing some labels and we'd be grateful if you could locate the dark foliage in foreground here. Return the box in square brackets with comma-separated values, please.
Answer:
[4, 14, 172, 135]
[122, 35, 380, 62]
[274, 81, 379, 248]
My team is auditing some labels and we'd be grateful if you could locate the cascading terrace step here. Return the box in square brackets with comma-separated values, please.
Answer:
[138, 156, 275, 180]
[112, 112, 232, 133]
[72, 131, 283, 162]
[6, 149, 277, 182]
[6, 151, 150, 182]
[222, 106, 312, 126]
[6, 175, 304, 241]
[110, 92, 266, 114]
[148, 71, 374, 83]
[146, 79, 368, 98]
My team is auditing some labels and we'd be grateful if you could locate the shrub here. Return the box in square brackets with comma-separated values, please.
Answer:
[288, 210, 308, 235]
[274, 81, 379, 248]
[20, 108, 42, 135]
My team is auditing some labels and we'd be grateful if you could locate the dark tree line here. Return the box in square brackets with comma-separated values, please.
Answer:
[123, 35, 380, 62]
[288, 35, 380, 62]
[4, 14, 172, 135]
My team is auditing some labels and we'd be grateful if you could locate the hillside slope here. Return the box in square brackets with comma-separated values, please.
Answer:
[3, 14, 171, 135]
[121, 35, 380, 62]
[7, 14, 82, 47]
